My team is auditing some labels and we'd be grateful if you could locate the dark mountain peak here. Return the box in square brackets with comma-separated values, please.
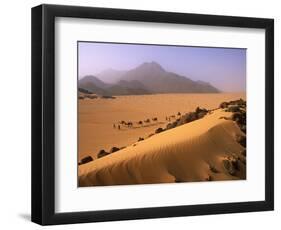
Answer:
[119, 62, 220, 93]
[79, 62, 220, 95]
[138, 61, 165, 72]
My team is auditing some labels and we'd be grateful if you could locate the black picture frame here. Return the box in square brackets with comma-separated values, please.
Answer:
[31, 4, 274, 225]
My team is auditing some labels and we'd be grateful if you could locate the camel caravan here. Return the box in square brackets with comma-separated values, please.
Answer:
[112, 112, 187, 131]
[113, 117, 161, 130]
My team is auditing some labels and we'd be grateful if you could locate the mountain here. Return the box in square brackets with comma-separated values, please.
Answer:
[116, 80, 148, 90]
[78, 62, 220, 96]
[78, 75, 111, 95]
[120, 61, 220, 93]
[78, 76, 151, 96]
[107, 80, 151, 95]
[79, 75, 110, 89]
[96, 68, 126, 83]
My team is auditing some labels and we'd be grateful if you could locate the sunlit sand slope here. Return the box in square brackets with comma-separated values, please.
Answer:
[78, 93, 246, 160]
[79, 109, 246, 186]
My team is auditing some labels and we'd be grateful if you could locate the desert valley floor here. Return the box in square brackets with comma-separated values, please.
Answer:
[78, 93, 246, 186]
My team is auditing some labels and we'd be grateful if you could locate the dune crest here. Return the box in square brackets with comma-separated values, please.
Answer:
[79, 109, 246, 186]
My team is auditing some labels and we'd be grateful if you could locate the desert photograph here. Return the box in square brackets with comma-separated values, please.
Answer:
[77, 42, 246, 187]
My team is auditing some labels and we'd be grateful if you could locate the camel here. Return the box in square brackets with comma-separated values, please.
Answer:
[127, 121, 133, 128]
[144, 119, 150, 124]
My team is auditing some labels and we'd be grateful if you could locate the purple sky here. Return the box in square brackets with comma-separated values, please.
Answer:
[78, 42, 246, 92]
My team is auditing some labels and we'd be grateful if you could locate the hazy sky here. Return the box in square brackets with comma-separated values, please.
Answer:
[78, 42, 246, 92]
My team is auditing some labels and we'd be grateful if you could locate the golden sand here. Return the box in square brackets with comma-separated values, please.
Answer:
[79, 93, 245, 160]
[78, 94, 246, 186]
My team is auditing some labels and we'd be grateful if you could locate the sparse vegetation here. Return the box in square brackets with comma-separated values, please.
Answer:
[97, 150, 109, 158]
[78, 155, 93, 165]
[155, 127, 164, 134]
[110, 147, 120, 153]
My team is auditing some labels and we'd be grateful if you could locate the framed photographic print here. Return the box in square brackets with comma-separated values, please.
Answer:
[31, 4, 274, 225]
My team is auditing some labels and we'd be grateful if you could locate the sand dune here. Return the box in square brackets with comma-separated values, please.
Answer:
[78, 93, 245, 160]
[79, 109, 246, 186]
